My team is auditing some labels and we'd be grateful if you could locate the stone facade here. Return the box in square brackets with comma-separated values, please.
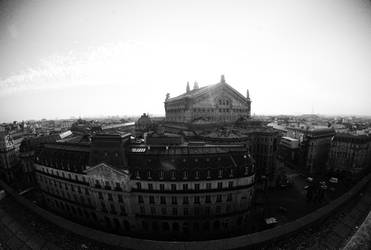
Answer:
[327, 134, 371, 174]
[0, 133, 19, 182]
[300, 128, 336, 174]
[164, 75, 251, 123]
[33, 133, 256, 240]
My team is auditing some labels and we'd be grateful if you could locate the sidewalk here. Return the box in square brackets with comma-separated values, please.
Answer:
[0, 199, 60, 250]
[0, 195, 113, 250]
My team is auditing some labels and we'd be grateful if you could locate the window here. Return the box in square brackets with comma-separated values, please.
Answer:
[118, 194, 123, 203]
[195, 171, 199, 179]
[160, 184, 165, 191]
[142, 221, 148, 231]
[183, 196, 189, 204]
[205, 195, 211, 203]
[216, 195, 222, 202]
[227, 193, 232, 201]
[161, 207, 167, 215]
[172, 207, 178, 216]
[216, 206, 221, 214]
[206, 183, 211, 190]
[136, 182, 142, 190]
[163, 222, 169, 231]
[149, 196, 155, 204]
[207, 170, 211, 179]
[205, 207, 210, 216]
[95, 180, 100, 188]
[148, 183, 153, 191]
[194, 196, 200, 204]
[160, 196, 166, 204]
[195, 184, 200, 191]
[101, 202, 107, 212]
[217, 182, 223, 190]
[228, 181, 234, 188]
[226, 204, 231, 212]
[183, 184, 188, 191]
[194, 207, 200, 216]
[183, 171, 188, 179]
[147, 170, 152, 179]
[138, 195, 144, 203]
[108, 193, 113, 201]
[98, 192, 103, 200]
[140, 206, 145, 214]
[171, 196, 177, 205]
[171, 184, 177, 191]
[110, 204, 116, 214]
[150, 207, 156, 215]
[115, 182, 122, 191]
[120, 205, 126, 215]
[184, 207, 189, 216]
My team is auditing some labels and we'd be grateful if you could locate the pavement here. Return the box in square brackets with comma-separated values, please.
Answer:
[0, 195, 114, 250]
[261, 178, 371, 250]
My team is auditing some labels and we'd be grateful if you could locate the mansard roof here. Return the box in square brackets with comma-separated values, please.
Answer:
[165, 77, 248, 104]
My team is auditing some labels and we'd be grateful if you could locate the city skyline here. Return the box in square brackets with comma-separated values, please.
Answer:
[1, 0, 371, 122]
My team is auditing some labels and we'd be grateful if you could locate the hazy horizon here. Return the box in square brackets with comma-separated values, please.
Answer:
[1, 0, 371, 123]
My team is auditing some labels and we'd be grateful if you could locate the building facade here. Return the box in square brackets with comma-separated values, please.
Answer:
[164, 75, 251, 123]
[300, 128, 336, 174]
[33, 133, 256, 240]
[0, 133, 20, 183]
[327, 134, 371, 174]
[277, 136, 300, 170]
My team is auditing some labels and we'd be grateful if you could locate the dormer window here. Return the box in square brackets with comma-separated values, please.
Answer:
[230, 169, 234, 177]
[160, 170, 164, 180]
[171, 171, 176, 180]
[147, 170, 152, 180]
[195, 170, 199, 179]
[207, 170, 211, 179]
[135, 170, 140, 179]
[183, 171, 188, 180]
[218, 169, 223, 178]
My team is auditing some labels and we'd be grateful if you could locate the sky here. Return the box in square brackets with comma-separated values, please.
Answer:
[1, 0, 371, 122]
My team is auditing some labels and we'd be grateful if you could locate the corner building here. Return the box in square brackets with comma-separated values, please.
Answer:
[33, 133, 255, 240]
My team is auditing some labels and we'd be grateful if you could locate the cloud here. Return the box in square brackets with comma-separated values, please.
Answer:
[0, 41, 143, 96]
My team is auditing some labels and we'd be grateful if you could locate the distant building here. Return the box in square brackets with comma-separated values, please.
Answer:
[300, 128, 336, 175]
[327, 133, 371, 174]
[135, 113, 153, 137]
[277, 137, 300, 169]
[164, 75, 251, 123]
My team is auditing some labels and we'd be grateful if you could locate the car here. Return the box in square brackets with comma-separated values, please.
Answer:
[329, 177, 338, 184]
[265, 217, 278, 225]
[306, 177, 313, 183]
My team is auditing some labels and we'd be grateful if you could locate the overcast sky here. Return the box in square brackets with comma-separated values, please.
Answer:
[1, 0, 371, 122]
